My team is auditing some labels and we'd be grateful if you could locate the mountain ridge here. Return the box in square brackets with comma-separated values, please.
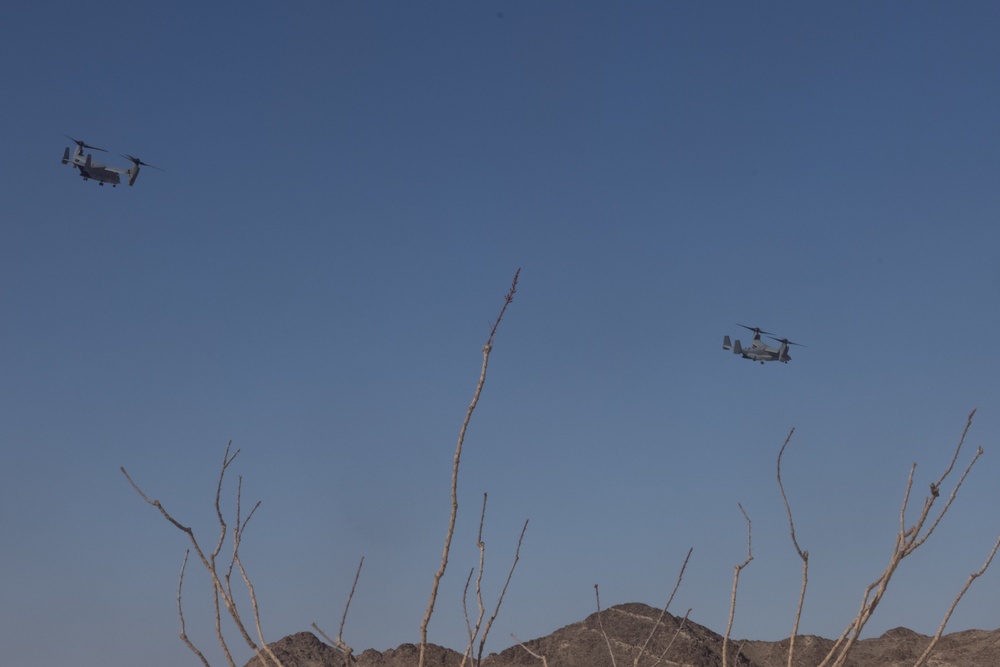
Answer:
[244, 602, 1000, 667]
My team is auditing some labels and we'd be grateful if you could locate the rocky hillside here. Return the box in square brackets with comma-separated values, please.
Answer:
[244, 602, 1000, 667]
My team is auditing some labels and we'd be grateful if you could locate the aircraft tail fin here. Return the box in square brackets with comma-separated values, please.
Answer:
[723, 335, 732, 350]
[733, 339, 743, 355]
[61, 147, 70, 165]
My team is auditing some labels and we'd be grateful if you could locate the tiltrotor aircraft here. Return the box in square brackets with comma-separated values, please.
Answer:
[61, 135, 162, 187]
[723, 324, 804, 364]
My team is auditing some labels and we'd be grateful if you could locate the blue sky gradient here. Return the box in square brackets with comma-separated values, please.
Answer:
[2, 3, 999, 666]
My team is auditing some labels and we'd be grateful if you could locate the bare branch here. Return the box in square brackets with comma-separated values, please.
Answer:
[912, 529, 1000, 667]
[899, 463, 917, 543]
[487, 268, 519, 345]
[512, 634, 549, 667]
[236, 553, 285, 667]
[122, 445, 284, 667]
[477, 518, 529, 665]
[594, 584, 619, 667]
[633, 547, 693, 667]
[933, 408, 976, 485]
[817, 411, 984, 667]
[722, 503, 752, 667]
[460, 495, 490, 667]
[472, 497, 489, 665]
[313, 556, 365, 666]
[649, 609, 691, 667]
[178, 550, 212, 667]
[418, 270, 519, 667]
[461, 568, 476, 667]
[909, 446, 983, 553]
[121, 464, 239, 667]
[777, 428, 808, 667]
[338, 556, 364, 661]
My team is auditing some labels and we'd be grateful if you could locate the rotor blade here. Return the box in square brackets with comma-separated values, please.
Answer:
[767, 335, 805, 347]
[736, 323, 775, 336]
[63, 134, 107, 152]
[122, 154, 164, 171]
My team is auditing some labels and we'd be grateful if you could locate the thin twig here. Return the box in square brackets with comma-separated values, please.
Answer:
[634, 547, 693, 667]
[312, 555, 364, 666]
[594, 584, 619, 667]
[236, 552, 285, 667]
[649, 609, 691, 667]
[343, 558, 365, 636]
[912, 529, 1000, 667]
[460, 495, 490, 667]
[461, 568, 476, 666]
[476, 518, 529, 665]
[178, 550, 212, 667]
[512, 634, 549, 667]
[214, 446, 243, 667]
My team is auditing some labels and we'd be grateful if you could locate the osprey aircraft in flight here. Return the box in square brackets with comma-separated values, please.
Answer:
[61, 135, 162, 187]
[723, 324, 804, 364]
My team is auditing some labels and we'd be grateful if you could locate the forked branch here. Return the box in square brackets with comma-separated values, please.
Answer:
[592, 548, 693, 667]
[461, 495, 490, 667]
[816, 409, 984, 667]
[313, 555, 365, 666]
[461, 493, 529, 667]
[633, 548, 693, 667]
[650, 609, 691, 667]
[476, 518, 529, 665]
[122, 443, 285, 667]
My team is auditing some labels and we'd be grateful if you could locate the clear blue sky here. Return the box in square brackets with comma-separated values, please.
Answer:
[2, 3, 999, 666]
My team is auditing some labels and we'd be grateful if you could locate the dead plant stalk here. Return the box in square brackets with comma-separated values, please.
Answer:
[461, 493, 529, 667]
[592, 547, 693, 667]
[312, 555, 365, 667]
[121, 443, 285, 667]
[722, 503, 752, 667]
[776, 428, 808, 667]
[816, 409, 986, 667]
[418, 269, 519, 667]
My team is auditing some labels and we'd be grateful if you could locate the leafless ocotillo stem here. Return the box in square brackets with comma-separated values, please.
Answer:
[460, 494, 490, 667]
[777, 428, 808, 667]
[460, 492, 529, 667]
[633, 547, 693, 667]
[650, 609, 691, 667]
[912, 530, 1000, 667]
[418, 269, 519, 667]
[178, 550, 212, 667]
[313, 555, 365, 666]
[594, 584, 619, 667]
[121, 443, 285, 667]
[512, 634, 550, 667]
[816, 409, 983, 667]
[476, 518, 529, 666]
[722, 503, 752, 667]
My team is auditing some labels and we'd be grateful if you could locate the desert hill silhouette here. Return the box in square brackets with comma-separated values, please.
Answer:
[244, 602, 1000, 667]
